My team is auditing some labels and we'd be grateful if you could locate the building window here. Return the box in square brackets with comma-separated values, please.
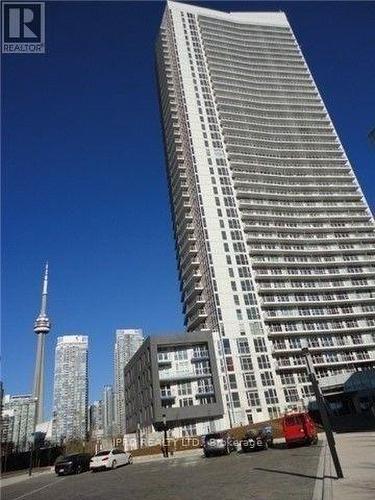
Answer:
[243, 372, 257, 389]
[228, 374, 237, 390]
[236, 338, 250, 354]
[160, 385, 172, 397]
[280, 374, 295, 386]
[179, 398, 194, 407]
[157, 349, 170, 362]
[260, 371, 275, 387]
[222, 338, 231, 355]
[264, 389, 278, 405]
[254, 338, 267, 352]
[231, 392, 241, 408]
[181, 423, 197, 436]
[240, 357, 253, 371]
[301, 385, 314, 398]
[246, 391, 260, 407]
[268, 407, 281, 419]
[199, 396, 215, 405]
[177, 382, 192, 396]
[284, 388, 300, 403]
[226, 357, 234, 372]
[197, 377, 214, 394]
[195, 360, 211, 375]
[257, 355, 271, 369]
[193, 345, 209, 358]
[174, 349, 188, 361]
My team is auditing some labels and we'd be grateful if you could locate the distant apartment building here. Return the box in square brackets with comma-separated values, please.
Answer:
[156, 1, 375, 425]
[1, 394, 36, 451]
[89, 400, 104, 439]
[124, 332, 224, 437]
[52, 335, 89, 442]
[114, 329, 144, 433]
[103, 385, 115, 437]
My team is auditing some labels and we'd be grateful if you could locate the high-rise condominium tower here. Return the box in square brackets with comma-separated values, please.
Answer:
[114, 329, 144, 433]
[89, 400, 104, 439]
[156, 1, 375, 425]
[52, 336, 89, 442]
[103, 385, 115, 437]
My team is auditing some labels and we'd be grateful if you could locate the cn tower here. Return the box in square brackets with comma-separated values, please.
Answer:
[32, 263, 51, 425]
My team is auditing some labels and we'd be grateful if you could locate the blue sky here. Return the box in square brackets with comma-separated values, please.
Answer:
[2, 1, 375, 417]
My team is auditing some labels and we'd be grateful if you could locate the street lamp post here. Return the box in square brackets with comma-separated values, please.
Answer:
[162, 414, 168, 458]
[301, 341, 344, 479]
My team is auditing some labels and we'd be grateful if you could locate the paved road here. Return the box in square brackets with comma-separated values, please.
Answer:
[2, 444, 321, 500]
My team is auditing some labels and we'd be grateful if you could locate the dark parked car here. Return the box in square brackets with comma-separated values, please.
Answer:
[241, 429, 269, 452]
[55, 453, 92, 475]
[203, 432, 236, 457]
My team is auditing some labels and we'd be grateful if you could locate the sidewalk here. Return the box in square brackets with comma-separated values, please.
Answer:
[1, 467, 54, 488]
[133, 446, 202, 464]
[315, 431, 375, 500]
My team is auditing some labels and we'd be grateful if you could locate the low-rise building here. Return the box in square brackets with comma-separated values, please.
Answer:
[124, 332, 225, 438]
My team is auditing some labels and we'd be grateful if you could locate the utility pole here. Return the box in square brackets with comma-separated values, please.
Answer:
[301, 342, 344, 479]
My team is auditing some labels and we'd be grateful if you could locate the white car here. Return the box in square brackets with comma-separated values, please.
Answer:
[90, 449, 133, 471]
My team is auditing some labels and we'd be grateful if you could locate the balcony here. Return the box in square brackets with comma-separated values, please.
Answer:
[260, 293, 375, 308]
[267, 323, 374, 338]
[272, 341, 375, 355]
[184, 297, 206, 316]
[184, 283, 204, 305]
[179, 245, 198, 269]
[241, 211, 369, 224]
[246, 233, 375, 246]
[275, 357, 373, 372]
[263, 308, 375, 323]
[257, 279, 375, 294]
[249, 244, 375, 256]
[186, 308, 208, 331]
[158, 368, 211, 382]
[182, 270, 202, 294]
[180, 258, 200, 281]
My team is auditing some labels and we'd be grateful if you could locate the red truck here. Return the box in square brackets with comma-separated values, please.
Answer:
[282, 412, 318, 447]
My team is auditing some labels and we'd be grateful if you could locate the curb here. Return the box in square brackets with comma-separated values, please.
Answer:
[312, 439, 334, 500]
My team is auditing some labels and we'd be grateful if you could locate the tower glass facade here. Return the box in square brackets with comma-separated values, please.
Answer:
[52, 335, 89, 442]
[103, 385, 115, 437]
[156, 2, 375, 424]
[114, 329, 144, 433]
